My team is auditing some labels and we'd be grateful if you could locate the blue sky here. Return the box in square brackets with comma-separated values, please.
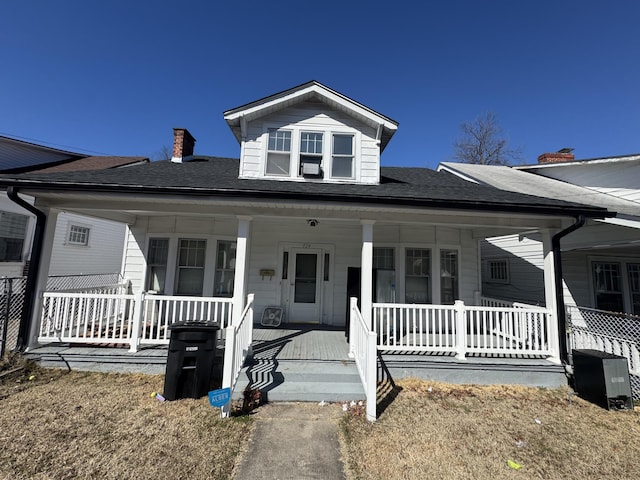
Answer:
[1, 1, 639, 168]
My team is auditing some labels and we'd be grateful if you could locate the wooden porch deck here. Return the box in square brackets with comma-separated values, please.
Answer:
[25, 323, 566, 399]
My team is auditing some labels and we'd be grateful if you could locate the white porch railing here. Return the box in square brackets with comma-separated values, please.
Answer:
[139, 295, 233, 345]
[349, 298, 377, 422]
[38, 291, 234, 352]
[373, 300, 553, 359]
[221, 293, 255, 418]
[39, 292, 136, 345]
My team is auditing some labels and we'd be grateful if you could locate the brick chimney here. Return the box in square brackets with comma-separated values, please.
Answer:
[171, 128, 196, 163]
[537, 148, 575, 164]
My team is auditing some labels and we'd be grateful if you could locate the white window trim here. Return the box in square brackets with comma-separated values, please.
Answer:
[329, 133, 355, 180]
[262, 123, 361, 183]
[142, 233, 236, 296]
[66, 222, 91, 247]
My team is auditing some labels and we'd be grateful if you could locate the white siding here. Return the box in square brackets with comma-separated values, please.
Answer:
[481, 235, 546, 305]
[239, 103, 380, 184]
[48, 213, 126, 276]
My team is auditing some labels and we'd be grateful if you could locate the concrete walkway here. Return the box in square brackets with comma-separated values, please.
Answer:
[233, 403, 347, 480]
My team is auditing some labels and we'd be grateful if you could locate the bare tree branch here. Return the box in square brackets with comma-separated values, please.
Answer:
[452, 112, 523, 165]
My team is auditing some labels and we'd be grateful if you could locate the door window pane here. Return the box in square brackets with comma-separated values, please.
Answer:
[592, 262, 623, 312]
[405, 248, 431, 304]
[176, 239, 206, 296]
[374, 247, 396, 303]
[294, 253, 317, 303]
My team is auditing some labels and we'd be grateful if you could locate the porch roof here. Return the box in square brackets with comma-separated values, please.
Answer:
[0, 156, 611, 218]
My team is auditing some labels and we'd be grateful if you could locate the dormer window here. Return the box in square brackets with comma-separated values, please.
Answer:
[300, 132, 323, 176]
[266, 129, 291, 176]
[331, 134, 354, 178]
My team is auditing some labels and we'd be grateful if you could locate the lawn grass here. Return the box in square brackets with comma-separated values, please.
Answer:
[4, 355, 640, 480]
[0, 355, 253, 480]
[340, 378, 640, 480]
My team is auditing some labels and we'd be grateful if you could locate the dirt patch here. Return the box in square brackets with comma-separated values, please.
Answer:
[340, 378, 640, 480]
[0, 356, 253, 480]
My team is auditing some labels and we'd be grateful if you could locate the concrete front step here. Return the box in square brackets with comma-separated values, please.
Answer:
[233, 359, 366, 403]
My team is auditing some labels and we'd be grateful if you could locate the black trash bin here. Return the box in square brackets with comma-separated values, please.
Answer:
[163, 320, 221, 401]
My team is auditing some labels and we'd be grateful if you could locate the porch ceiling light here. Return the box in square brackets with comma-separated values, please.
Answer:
[307, 219, 319, 227]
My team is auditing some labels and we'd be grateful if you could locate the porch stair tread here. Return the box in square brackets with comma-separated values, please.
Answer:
[233, 358, 365, 402]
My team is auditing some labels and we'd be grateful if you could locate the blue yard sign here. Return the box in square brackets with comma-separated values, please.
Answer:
[208, 388, 231, 408]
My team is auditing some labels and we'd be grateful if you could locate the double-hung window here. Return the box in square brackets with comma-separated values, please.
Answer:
[175, 239, 206, 296]
[300, 132, 323, 175]
[405, 248, 431, 304]
[592, 261, 623, 312]
[214, 241, 236, 297]
[440, 250, 459, 304]
[331, 134, 354, 178]
[146, 238, 169, 293]
[0, 211, 28, 262]
[266, 129, 291, 176]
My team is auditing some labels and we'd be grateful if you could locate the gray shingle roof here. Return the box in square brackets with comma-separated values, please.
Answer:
[0, 156, 611, 217]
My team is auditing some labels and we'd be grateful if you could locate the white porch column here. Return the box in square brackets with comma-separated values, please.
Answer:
[541, 229, 561, 364]
[361, 220, 375, 328]
[27, 208, 59, 349]
[232, 216, 252, 326]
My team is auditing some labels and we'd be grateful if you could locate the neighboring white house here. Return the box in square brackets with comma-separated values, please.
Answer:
[440, 152, 640, 315]
[0, 135, 148, 278]
[0, 82, 610, 386]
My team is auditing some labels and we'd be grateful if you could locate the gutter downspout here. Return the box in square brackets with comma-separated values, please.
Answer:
[6, 186, 46, 352]
[551, 215, 585, 365]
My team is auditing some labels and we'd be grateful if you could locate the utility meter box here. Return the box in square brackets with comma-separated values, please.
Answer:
[572, 349, 634, 410]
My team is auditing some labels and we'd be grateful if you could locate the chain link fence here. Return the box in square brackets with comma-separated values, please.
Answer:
[0, 277, 27, 357]
[567, 305, 640, 400]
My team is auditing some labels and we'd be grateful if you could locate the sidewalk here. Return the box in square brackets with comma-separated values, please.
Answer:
[233, 403, 347, 480]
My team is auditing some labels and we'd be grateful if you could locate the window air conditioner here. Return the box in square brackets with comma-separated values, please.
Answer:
[302, 162, 320, 175]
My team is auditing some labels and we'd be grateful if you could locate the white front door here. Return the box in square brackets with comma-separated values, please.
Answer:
[287, 249, 322, 323]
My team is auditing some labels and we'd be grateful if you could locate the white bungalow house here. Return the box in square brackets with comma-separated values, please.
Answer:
[0, 82, 611, 418]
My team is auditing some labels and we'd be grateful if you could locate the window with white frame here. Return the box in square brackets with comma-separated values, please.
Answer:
[214, 241, 236, 297]
[146, 238, 169, 293]
[331, 134, 354, 178]
[175, 239, 206, 296]
[440, 249, 459, 304]
[299, 131, 323, 175]
[405, 248, 431, 304]
[68, 224, 90, 246]
[0, 211, 28, 262]
[266, 129, 292, 176]
[486, 258, 509, 283]
[628, 263, 640, 315]
[592, 261, 624, 313]
[374, 247, 395, 303]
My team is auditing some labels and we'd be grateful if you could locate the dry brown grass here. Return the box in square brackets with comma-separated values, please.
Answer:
[341, 378, 640, 480]
[0, 355, 252, 480]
